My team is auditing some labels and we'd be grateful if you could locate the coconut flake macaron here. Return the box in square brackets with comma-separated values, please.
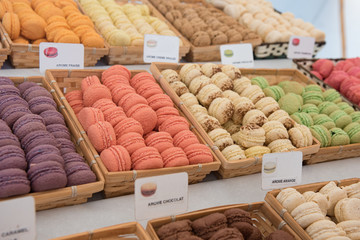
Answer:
[211, 72, 233, 91]
[221, 144, 245, 161]
[196, 84, 223, 107]
[208, 128, 233, 151]
[288, 124, 313, 148]
[242, 109, 268, 127]
[255, 97, 280, 117]
[208, 97, 234, 125]
[201, 63, 221, 78]
[262, 121, 289, 145]
[232, 123, 266, 148]
[240, 85, 265, 104]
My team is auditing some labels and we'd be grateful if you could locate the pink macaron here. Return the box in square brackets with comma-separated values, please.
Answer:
[131, 146, 163, 170]
[81, 75, 101, 92]
[156, 106, 180, 128]
[130, 72, 156, 90]
[118, 92, 148, 113]
[145, 131, 174, 153]
[102, 65, 131, 81]
[111, 84, 136, 105]
[159, 116, 190, 137]
[161, 147, 189, 168]
[126, 104, 157, 134]
[77, 107, 105, 131]
[147, 94, 174, 111]
[173, 130, 200, 149]
[83, 84, 112, 107]
[116, 132, 145, 155]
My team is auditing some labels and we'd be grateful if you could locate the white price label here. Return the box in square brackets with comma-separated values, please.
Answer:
[287, 36, 315, 59]
[143, 34, 180, 63]
[220, 43, 254, 68]
[262, 151, 303, 190]
[39, 42, 84, 73]
[135, 172, 188, 220]
[0, 196, 36, 240]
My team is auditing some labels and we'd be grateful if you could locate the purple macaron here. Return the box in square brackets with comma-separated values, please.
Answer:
[39, 110, 65, 126]
[22, 86, 53, 102]
[18, 82, 38, 95]
[0, 95, 29, 113]
[57, 138, 77, 155]
[0, 77, 14, 86]
[0, 119, 11, 133]
[0, 105, 31, 127]
[0, 131, 21, 148]
[0, 85, 20, 97]
[27, 144, 64, 167]
[62, 152, 85, 165]
[65, 161, 96, 186]
[27, 161, 67, 192]
[0, 168, 30, 198]
[28, 96, 57, 114]
[46, 124, 71, 140]
[0, 145, 26, 170]
[12, 114, 46, 140]
[21, 130, 58, 153]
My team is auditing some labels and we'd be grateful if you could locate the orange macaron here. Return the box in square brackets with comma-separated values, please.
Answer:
[126, 104, 157, 134]
[77, 107, 104, 131]
[116, 132, 146, 155]
[161, 147, 189, 167]
[100, 145, 131, 172]
[131, 147, 163, 170]
[102, 106, 126, 127]
[81, 75, 101, 92]
[87, 121, 116, 152]
[114, 118, 144, 139]
[83, 84, 112, 107]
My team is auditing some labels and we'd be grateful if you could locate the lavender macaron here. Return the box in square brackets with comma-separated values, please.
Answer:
[0, 105, 31, 127]
[46, 124, 71, 140]
[22, 86, 53, 102]
[0, 119, 11, 132]
[0, 95, 29, 114]
[0, 76, 14, 86]
[12, 114, 46, 140]
[57, 138, 76, 155]
[18, 82, 38, 95]
[40, 110, 65, 126]
[0, 145, 26, 170]
[0, 85, 20, 97]
[0, 168, 30, 198]
[21, 130, 58, 153]
[28, 96, 57, 114]
[0, 131, 21, 148]
[62, 152, 85, 165]
[27, 144, 64, 167]
[27, 161, 67, 192]
[65, 161, 96, 186]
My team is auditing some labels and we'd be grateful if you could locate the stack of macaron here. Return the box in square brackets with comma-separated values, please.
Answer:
[0, 0, 104, 47]
[276, 181, 360, 239]
[0, 77, 95, 199]
[150, 0, 260, 47]
[66, 65, 213, 173]
[211, 0, 325, 43]
[79, 0, 182, 46]
[265, 79, 360, 147]
[311, 58, 360, 107]
[155, 207, 295, 240]
[162, 63, 314, 163]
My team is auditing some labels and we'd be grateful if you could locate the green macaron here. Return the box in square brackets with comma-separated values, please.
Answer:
[278, 81, 305, 95]
[337, 102, 355, 114]
[313, 114, 336, 129]
[263, 86, 285, 101]
[318, 101, 340, 115]
[302, 91, 324, 106]
[329, 127, 350, 146]
[301, 104, 319, 117]
[278, 93, 302, 115]
[291, 112, 313, 127]
[310, 125, 331, 147]
[344, 122, 360, 143]
[323, 89, 342, 103]
[305, 84, 323, 93]
[350, 112, 360, 123]
[251, 76, 269, 89]
[329, 110, 352, 129]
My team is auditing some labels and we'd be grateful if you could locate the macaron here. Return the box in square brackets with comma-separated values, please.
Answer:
[0, 168, 30, 198]
[102, 74, 130, 91]
[278, 81, 304, 95]
[147, 93, 174, 111]
[329, 128, 350, 146]
[173, 130, 199, 150]
[156, 106, 180, 128]
[81, 75, 101, 92]
[92, 98, 117, 112]
[46, 124, 71, 140]
[113, 118, 144, 138]
[0, 85, 21, 97]
[65, 161, 96, 186]
[116, 132, 146, 155]
[161, 147, 189, 167]
[312, 59, 334, 78]
[68, 99, 84, 114]
[305, 84, 323, 93]
[337, 102, 355, 115]
[291, 112, 313, 127]
[323, 89, 342, 103]
[28, 96, 57, 114]
[87, 121, 116, 152]
[102, 65, 131, 82]
[27, 144, 64, 166]
[57, 138, 77, 155]
[131, 147, 163, 170]
[244, 146, 271, 158]
[313, 114, 336, 129]
[334, 198, 360, 222]
[350, 112, 360, 123]
[126, 104, 157, 134]
[145, 131, 174, 153]
[324, 71, 349, 90]
[263, 86, 285, 101]
[39, 110, 66, 126]
[22, 86, 53, 102]
[12, 113, 46, 140]
[65, 90, 83, 103]
[0, 77, 14, 86]
[100, 145, 131, 172]
[221, 144, 246, 161]
[344, 122, 360, 143]
[278, 93, 302, 115]
[27, 161, 67, 192]
[118, 92, 148, 113]
[290, 202, 325, 228]
[83, 84, 112, 107]
[329, 110, 352, 129]
[251, 76, 269, 89]
[0, 145, 26, 170]
[0, 131, 21, 148]
[301, 104, 319, 117]
[266, 230, 296, 240]
[136, 82, 163, 99]
[302, 91, 324, 106]
[18, 82, 38, 95]
[102, 106, 126, 127]
[0, 119, 11, 132]
[130, 72, 156, 90]
[77, 107, 105, 131]
[1, 105, 32, 127]
[159, 116, 190, 137]
[111, 84, 136, 105]
[318, 101, 340, 115]
[183, 143, 213, 164]
[0, 95, 29, 114]
[310, 125, 331, 147]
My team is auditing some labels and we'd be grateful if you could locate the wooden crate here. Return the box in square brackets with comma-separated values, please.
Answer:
[52, 222, 151, 240]
[150, 63, 321, 178]
[147, 202, 301, 240]
[0, 76, 104, 211]
[265, 178, 360, 240]
[45, 69, 221, 198]
[0, 24, 10, 68]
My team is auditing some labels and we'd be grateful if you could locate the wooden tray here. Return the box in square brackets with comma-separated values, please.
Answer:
[52, 222, 151, 240]
[45, 69, 221, 198]
[0, 24, 10, 68]
[293, 58, 360, 110]
[147, 202, 301, 240]
[0, 76, 104, 211]
[150, 63, 321, 178]
[265, 178, 360, 240]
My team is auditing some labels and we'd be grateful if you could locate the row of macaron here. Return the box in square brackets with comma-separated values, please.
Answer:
[276, 181, 360, 239]
[311, 58, 360, 107]
[65, 65, 214, 172]
[156, 207, 295, 240]
[160, 63, 313, 161]
[0, 77, 96, 198]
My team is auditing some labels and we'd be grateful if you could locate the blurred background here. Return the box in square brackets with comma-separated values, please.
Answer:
[269, 0, 360, 58]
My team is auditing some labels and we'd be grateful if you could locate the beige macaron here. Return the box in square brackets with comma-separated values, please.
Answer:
[306, 219, 346, 240]
[180, 92, 198, 107]
[255, 97, 280, 117]
[161, 69, 180, 83]
[291, 202, 325, 228]
[208, 97, 235, 125]
[189, 104, 208, 116]
[183, 68, 202, 86]
[319, 182, 348, 216]
[221, 65, 241, 80]
[242, 109, 268, 127]
[268, 110, 296, 130]
[221, 144, 246, 161]
[303, 191, 329, 216]
[179, 63, 200, 81]
[268, 139, 296, 153]
[244, 146, 271, 158]
[240, 84, 265, 103]
[208, 128, 234, 151]
[262, 121, 289, 145]
[189, 75, 211, 95]
[342, 182, 360, 199]
[232, 97, 255, 124]
[276, 188, 306, 213]
[170, 81, 189, 96]
[195, 113, 221, 133]
[233, 76, 252, 95]
[196, 84, 223, 107]
[337, 220, 360, 240]
[335, 198, 360, 222]
[232, 123, 266, 148]
[201, 63, 221, 78]
[222, 120, 241, 135]
[211, 72, 234, 91]
[288, 124, 313, 148]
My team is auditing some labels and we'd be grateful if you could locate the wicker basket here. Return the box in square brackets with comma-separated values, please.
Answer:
[44, 69, 221, 198]
[150, 63, 321, 178]
[0, 24, 10, 68]
[265, 178, 360, 240]
[52, 222, 151, 240]
[147, 202, 301, 240]
[0, 76, 104, 211]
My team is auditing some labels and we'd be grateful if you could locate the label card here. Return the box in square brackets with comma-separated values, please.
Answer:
[0, 196, 36, 240]
[39, 42, 84, 73]
[143, 34, 179, 63]
[287, 36, 315, 59]
[262, 151, 303, 190]
[220, 43, 254, 68]
[135, 172, 188, 220]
